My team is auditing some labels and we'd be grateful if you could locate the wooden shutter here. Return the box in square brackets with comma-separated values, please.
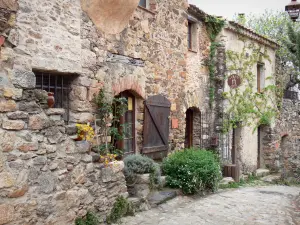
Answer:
[142, 95, 171, 159]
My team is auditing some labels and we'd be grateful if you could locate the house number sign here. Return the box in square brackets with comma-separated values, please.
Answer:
[228, 74, 241, 89]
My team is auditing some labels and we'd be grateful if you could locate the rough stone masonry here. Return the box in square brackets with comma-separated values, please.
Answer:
[0, 0, 205, 224]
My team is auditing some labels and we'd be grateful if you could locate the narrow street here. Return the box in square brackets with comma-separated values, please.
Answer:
[121, 186, 300, 225]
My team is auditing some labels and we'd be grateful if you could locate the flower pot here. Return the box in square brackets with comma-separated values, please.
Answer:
[47, 92, 55, 108]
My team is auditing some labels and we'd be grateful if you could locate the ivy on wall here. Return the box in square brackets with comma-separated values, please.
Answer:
[205, 15, 225, 107]
[222, 40, 279, 133]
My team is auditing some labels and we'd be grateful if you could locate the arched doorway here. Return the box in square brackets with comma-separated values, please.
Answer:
[115, 90, 136, 155]
[185, 107, 201, 148]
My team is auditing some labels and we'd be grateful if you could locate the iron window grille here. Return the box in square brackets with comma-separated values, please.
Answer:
[34, 71, 75, 122]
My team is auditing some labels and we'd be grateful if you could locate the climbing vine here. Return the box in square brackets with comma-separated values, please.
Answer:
[222, 40, 279, 133]
[205, 15, 225, 107]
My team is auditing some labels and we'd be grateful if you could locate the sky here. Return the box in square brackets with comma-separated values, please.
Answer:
[188, 0, 290, 19]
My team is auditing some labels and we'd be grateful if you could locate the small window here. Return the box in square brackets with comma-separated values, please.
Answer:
[34, 71, 75, 122]
[257, 63, 265, 93]
[139, 0, 147, 8]
[188, 21, 193, 50]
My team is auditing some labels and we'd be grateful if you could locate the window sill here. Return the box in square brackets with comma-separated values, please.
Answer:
[138, 5, 156, 15]
[188, 49, 198, 53]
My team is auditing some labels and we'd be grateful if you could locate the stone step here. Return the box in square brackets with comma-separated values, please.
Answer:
[255, 169, 270, 177]
[147, 189, 178, 208]
[128, 197, 151, 212]
[220, 177, 235, 185]
[261, 174, 281, 183]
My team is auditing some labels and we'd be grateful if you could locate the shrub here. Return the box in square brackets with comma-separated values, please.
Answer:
[124, 154, 161, 188]
[106, 196, 134, 224]
[162, 149, 221, 194]
[75, 211, 100, 225]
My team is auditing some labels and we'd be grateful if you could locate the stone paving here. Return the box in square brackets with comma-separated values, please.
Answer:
[121, 186, 300, 225]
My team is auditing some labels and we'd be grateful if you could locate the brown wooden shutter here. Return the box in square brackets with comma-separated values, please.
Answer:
[142, 95, 171, 159]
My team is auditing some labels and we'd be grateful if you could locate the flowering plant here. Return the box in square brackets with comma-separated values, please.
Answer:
[100, 153, 117, 167]
[76, 123, 95, 141]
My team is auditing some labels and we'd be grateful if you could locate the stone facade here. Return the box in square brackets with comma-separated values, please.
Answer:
[216, 21, 278, 175]
[0, 0, 207, 224]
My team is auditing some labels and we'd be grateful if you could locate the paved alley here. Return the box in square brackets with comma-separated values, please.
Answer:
[121, 186, 300, 225]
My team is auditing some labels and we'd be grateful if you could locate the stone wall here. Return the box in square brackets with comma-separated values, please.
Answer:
[270, 99, 300, 178]
[0, 0, 196, 224]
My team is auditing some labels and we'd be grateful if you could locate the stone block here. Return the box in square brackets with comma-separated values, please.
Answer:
[3, 87, 22, 99]
[2, 119, 25, 130]
[81, 154, 92, 163]
[46, 108, 65, 115]
[0, 99, 17, 112]
[219, 177, 235, 185]
[70, 86, 88, 101]
[75, 141, 91, 153]
[69, 112, 94, 123]
[19, 101, 41, 113]
[12, 69, 36, 88]
[36, 173, 56, 194]
[0, 172, 15, 188]
[17, 142, 39, 152]
[8, 184, 29, 198]
[7, 111, 29, 120]
[28, 114, 49, 130]
[0, 204, 14, 225]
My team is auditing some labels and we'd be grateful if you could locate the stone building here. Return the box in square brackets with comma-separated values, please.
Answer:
[217, 21, 279, 176]
[0, 0, 215, 224]
[0, 0, 291, 223]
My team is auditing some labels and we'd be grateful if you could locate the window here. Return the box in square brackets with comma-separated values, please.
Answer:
[117, 91, 135, 154]
[34, 71, 75, 121]
[188, 21, 193, 50]
[139, 0, 147, 8]
[257, 63, 265, 93]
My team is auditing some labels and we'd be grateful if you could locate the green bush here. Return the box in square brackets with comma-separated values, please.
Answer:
[162, 149, 221, 194]
[124, 154, 161, 188]
[106, 196, 134, 224]
[75, 211, 100, 225]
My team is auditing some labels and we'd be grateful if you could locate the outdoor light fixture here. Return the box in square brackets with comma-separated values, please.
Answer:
[285, 0, 300, 22]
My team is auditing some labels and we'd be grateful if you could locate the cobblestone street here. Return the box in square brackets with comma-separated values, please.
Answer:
[121, 186, 300, 225]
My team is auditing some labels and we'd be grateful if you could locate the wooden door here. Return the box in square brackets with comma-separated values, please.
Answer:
[142, 95, 171, 159]
[186, 108, 193, 148]
[257, 126, 261, 168]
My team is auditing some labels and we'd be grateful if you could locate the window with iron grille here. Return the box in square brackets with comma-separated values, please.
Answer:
[139, 0, 147, 8]
[34, 71, 75, 122]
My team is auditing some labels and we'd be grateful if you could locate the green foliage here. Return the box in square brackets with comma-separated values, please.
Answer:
[106, 196, 134, 224]
[233, 10, 300, 88]
[204, 15, 225, 106]
[94, 89, 128, 157]
[205, 15, 226, 42]
[223, 42, 279, 133]
[124, 154, 162, 188]
[75, 211, 100, 225]
[219, 174, 260, 189]
[162, 149, 221, 195]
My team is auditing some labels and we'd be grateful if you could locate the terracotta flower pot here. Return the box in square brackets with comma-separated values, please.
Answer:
[47, 92, 55, 108]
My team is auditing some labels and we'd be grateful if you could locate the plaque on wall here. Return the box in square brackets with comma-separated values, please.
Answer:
[228, 74, 241, 89]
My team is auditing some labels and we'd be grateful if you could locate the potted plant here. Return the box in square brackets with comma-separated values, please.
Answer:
[75, 123, 95, 152]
